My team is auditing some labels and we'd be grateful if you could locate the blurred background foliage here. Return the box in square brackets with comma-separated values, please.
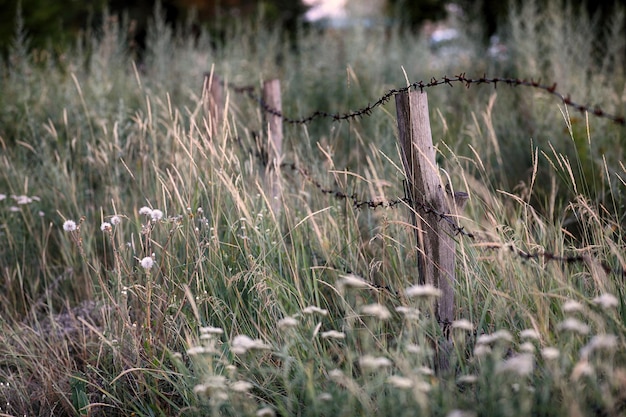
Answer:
[1, 0, 623, 58]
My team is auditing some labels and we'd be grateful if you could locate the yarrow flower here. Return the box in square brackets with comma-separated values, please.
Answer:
[200, 326, 224, 335]
[387, 375, 414, 389]
[140, 256, 154, 270]
[563, 300, 585, 313]
[496, 353, 534, 376]
[230, 380, 254, 393]
[63, 220, 77, 232]
[100, 222, 112, 232]
[302, 306, 328, 316]
[520, 328, 540, 340]
[256, 407, 275, 417]
[338, 274, 370, 289]
[231, 335, 271, 354]
[110, 215, 122, 226]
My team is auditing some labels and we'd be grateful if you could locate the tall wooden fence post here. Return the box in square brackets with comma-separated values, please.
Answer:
[203, 72, 223, 137]
[263, 79, 283, 216]
[395, 90, 456, 327]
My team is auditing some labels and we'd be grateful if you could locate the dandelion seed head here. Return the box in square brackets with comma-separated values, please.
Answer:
[139, 206, 152, 216]
[100, 222, 112, 232]
[63, 220, 77, 232]
[140, 256, 154, 270]
[405, 284, 442, 298]
[593, 293, 619, 309]
[361, 303, 391, 320]
[151, 209, 164, 221]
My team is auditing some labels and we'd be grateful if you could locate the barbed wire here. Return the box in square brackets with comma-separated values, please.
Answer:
[227, 73, 626, 126]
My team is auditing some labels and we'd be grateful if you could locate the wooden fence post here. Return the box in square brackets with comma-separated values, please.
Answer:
[263, 79, 283, 215]
[203, 72, 223, 137]
[395, 90, 456, 327]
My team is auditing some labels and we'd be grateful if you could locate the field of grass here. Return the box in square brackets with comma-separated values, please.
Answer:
[1, 2, 626, 416]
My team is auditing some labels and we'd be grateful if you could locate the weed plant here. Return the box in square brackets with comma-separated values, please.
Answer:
[1, 1, 625, 415]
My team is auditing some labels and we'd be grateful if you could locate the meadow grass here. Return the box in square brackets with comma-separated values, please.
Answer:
[1, 1, 625, 416]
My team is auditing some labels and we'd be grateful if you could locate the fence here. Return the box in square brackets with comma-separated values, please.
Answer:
[202, 71, 626, 334]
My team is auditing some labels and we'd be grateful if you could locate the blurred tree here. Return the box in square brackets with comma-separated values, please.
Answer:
[385, 0, 447, 28]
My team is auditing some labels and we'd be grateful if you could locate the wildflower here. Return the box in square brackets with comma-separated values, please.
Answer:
[593, 293, 619, 309]
[520, 328, 540, 340]
[139, 206, 152, 216]
[457, 374, 478, 384]
[277, 316, 299, 329]
[361, 303, 391, 320]
[496, 353, 534, 376]
[151, 209, 164, 221]
[405, 284, 442, 298]
[302, 306, 328, 316]
[0, 193, 6, 201]
[231, 335, 271, 354]
[473, 344, 492, 357]
[452, 319, 474, 331]
[100, 222, 112, 232]
[417, 366, 434, 376]
[447, 410, 477, 417]
[140, 256, 154, 270]
[200, 326, 224, 335]
[557, 318, 590, 335]
[541, 347, 560, 361]
[476, 330, 513, 345]
[230, 380, 254, 393]
[63, 220, 77, 232]
[317, 392, 333, 401]
[193, 375, 227, 396]
[395, 306, 421, 320]
[256, 407, 275, 417]
[187, 346, 214, 356]
[321, 330, 346, 339]
[359, 355, 392, 370]
[14, 195, 33, 204]
[580, 334, 618, 359]
[520, 342, 536, 353]
[571, 360, 594, 381]
[387, 375, 414, 389]
[338, 274, 370, 289]
[563, 300, 584, 313]
[110, 215, 121, 225]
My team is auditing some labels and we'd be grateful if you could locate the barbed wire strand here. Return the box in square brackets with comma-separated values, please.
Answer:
[227, 73, 626, 126]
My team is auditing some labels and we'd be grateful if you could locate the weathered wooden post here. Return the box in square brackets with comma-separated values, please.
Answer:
[262, 79, 283, 215]
[395, 90, 456, 327]
[203, 71, 223, 137]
